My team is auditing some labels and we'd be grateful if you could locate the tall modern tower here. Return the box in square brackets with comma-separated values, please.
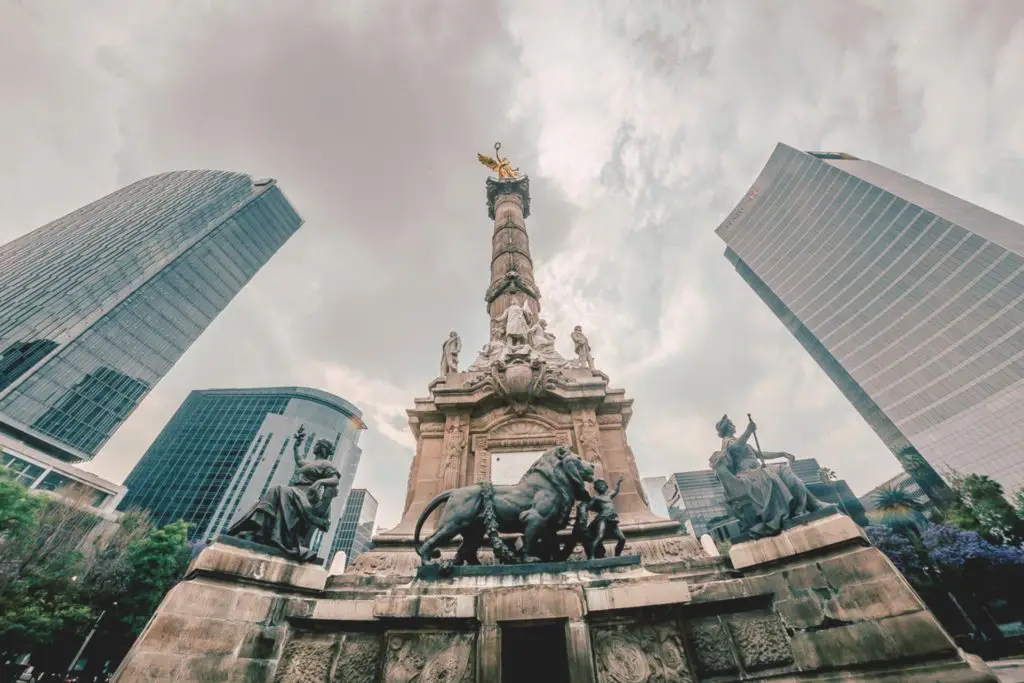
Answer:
[717, 143, 1024, 500]
[0, 171, 303, 462]
[118, 387, 366, 562]
[326, 488, 378, 568]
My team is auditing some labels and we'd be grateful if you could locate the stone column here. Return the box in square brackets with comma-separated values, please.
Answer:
[485, 176, 540, 331]
[565, 619, 597, 683]
[477, 625, 502, 683]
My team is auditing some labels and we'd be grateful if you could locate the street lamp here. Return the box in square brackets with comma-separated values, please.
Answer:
[67, 602, 117, 675]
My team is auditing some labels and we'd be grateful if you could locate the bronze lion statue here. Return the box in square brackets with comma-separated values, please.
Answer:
[413, 445, 595, 565]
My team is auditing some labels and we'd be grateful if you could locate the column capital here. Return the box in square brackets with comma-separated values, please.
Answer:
[486, 175, 531, 220]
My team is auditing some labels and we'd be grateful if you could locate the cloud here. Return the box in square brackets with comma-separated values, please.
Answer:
[2, 0, 1022, 528]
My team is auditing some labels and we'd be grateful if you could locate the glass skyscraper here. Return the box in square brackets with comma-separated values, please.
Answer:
[0, 171, 303, 462]
[717, 143, 1024, 499]
[118, 387, 366, 562]
[327, 488, 378, 569]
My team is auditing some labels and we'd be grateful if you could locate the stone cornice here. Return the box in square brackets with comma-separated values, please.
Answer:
[486, 175, 531, 220]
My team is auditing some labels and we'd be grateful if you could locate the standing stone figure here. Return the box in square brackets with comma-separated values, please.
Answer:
[440, 330, 461, 376]
[571, 325, 594, 370]
[496, 298, 532, 347]
[709, 414, 833, 538]
[581, 477, 626, 558]
[226, 425, 340, 562]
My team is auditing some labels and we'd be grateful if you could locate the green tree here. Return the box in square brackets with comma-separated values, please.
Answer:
[944, 472, 1024, 546]
[0, 473, 96, 663]
[77, 520, 192, 677]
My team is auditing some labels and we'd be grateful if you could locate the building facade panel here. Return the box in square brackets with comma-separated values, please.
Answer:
[718, 143, 1024, 497]
[0, 173, 302, 462]
[118, 387, 365, 564]
[327, 488, 378, 569]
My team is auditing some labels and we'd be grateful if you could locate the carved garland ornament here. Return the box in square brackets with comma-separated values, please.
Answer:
[592, 623, 695, 683]
[382, 632, 475, 683]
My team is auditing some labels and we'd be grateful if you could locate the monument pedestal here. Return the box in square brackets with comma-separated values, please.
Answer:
[113, 514, 995, 682]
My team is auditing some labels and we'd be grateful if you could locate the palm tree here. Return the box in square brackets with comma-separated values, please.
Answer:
[870, 483, 926, 534]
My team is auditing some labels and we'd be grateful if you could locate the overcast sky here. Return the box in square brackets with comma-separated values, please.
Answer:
[2, 1, 1022, 529]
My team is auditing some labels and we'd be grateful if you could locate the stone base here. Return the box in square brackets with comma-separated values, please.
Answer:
[113, 516, 996, 682]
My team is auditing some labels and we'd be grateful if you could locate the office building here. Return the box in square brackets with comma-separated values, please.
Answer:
[663, 458, 866, 541]
[0, 171, 303, 463]
[0, 431, 125, 515]
[327, 488, 378, 568]
[641, 476, 670, 519]
[118, 387, 365, 562]
[717, 143, 1024, 500]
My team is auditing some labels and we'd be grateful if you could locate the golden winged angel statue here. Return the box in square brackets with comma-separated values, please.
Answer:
[477, 142, 522, 179]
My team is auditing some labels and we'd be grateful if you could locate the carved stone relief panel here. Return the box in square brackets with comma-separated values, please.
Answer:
[438, 415, 470, 491]
[471, 434, 490, 484]
[727, 616, 794, 672]
[591, 621, 695, 683]
[274, 634, 338, 683]
[572, 410, 606, 478]
[684, 613, 794, 679]
[333, 633, 385, 683]
[382, 631, 475, 683]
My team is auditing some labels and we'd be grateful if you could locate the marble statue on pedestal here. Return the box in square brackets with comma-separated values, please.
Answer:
[226, 425, 340, 562]
[440, 330, 461, 376]
[496, 298, 532, 348]
[710, 414, 834, 538]
[571, 325, 594, 371]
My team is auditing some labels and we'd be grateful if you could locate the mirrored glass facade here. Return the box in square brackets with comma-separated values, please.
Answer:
[327, 488, 378, 568]
[118, 387, 365, 561]
[718, 143, 1024, 498]
[0, 172, 303, 462]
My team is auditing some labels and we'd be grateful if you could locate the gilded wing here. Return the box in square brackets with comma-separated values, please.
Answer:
[477, 153, 501, 172]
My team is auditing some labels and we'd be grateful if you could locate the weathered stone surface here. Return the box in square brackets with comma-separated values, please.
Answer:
[790, 612, 956, 670]
[591, 621, 695, 682]
[114, 652, 182, 682]
[686, 620, 738, 677]
[565, 620, 597, 683]
[190, 544, 329, 591]
[180, 655, 275, 683]
[584, 579, 691, 612]
[238, 625, 285, 660]
[382, 631, 475, 683]
[139, 613, 246, 655]
[311, 599, 375, 621]
[730, 514, 866, 570]
[161, 580, 237, 618]
[830, 576, 923, 622]
[274, 635, 338, 683]
[728, 616, 794, 672]
[776, 594, 826, 630]
[478, 586, 584, 623]
[373, 594, 476, 619]
[335, 633, 385, 683]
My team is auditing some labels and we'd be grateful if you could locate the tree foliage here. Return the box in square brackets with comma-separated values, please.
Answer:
[942, 472, 1024, 545]
[0, 472, 191, 675]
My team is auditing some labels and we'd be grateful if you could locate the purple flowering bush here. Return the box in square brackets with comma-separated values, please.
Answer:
[865, 524, 925, 575]
[921, 524, 1024, 570]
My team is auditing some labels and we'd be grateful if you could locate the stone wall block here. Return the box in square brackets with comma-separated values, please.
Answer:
[238, 625, 286, 660]
[817, 547, 898, 587]
[113, 652, 182, 682]
[830, 576, 924, 622]
[775, 595, 826, 630]
[161, 581, 237, 618]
